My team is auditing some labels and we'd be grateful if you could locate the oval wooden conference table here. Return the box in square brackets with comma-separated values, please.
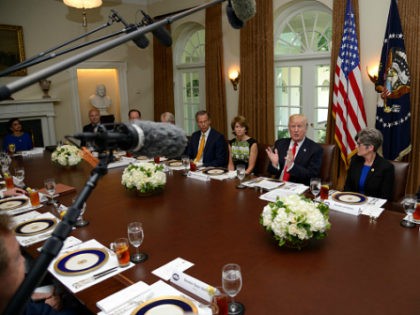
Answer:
[16, 152, 420, 315]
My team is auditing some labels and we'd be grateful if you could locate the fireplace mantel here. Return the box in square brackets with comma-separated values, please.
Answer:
[0, 98, 60, 146]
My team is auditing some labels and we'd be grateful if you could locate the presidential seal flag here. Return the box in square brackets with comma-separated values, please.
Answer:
[375, 0, 411, 161]
[332, 0, 366, 168]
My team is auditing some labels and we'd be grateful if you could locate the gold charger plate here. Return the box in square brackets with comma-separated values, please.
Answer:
[203, 168, 228, 175]
[53, 247, 109, 276]
[331, 191, 368, 205]
[0, 197, 29, 211]
[168, 160, 182, 167]
[130, 295, 198, 315]
[15, 218, 57, 236]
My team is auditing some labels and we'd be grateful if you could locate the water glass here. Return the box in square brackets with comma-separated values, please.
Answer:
[127, 222, 148, 263]
[310, 177, 321, 199]
[400, 194, 416, 228]
[222, 263, 243, 314]
[236, 164, 246, 189]
[181, 155, 190, 175]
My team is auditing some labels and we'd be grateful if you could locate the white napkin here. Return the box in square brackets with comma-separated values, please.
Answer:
[21, 147, 44, 157]
[259, 182, 309, 202]
[48, 239, 134, 293]
[107, 157, 136, 169]
[152, 257, 194, 281]
[14, 212, 58, 246]
[96, 281, 150, 314]
[207, 171, 237, 181]
[187, 171, 210, 181]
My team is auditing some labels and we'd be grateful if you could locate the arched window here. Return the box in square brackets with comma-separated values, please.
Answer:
[173, 23, 205, 135]
[274, 1, 332, 142]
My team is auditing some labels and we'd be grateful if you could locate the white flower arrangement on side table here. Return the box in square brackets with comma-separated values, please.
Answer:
[51, 144, 82, 167]
[260, 194, 331, 249]
[121, 163, 166, 195]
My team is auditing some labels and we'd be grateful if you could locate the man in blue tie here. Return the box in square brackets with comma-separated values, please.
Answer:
[266, 114, 322, 185]
[186, 110, 228, 167]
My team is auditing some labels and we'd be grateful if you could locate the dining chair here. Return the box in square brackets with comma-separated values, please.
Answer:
[386, 160, 410, 212]
[319, 143, 337, 185]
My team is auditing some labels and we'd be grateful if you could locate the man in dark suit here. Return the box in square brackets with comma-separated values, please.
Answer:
[266, 114, 322, 185]
[186, 110, 228, 167]
[81, 108, 100, 147]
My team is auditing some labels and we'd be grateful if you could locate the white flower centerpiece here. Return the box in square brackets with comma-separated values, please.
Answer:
[121, 163, 166, 196]
[51, 144, 82, 167]
[260, 194, 331, 249]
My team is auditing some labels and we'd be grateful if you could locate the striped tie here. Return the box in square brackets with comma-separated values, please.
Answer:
[194, 133, 206, 163]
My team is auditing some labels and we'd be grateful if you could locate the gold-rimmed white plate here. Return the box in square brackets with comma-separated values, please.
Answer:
[0, 197, 29, 211]
[15, 218, 57, 236]
[203, 168, 228, 175]
[331, 192, 367, 205]
[130, 296, 198, 315]
[168, 161, 182, 167]
[53, 248, 109, 276]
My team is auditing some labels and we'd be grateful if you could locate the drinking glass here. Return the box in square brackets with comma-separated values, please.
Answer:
[400, 194, 416, 228]
[73, 199, 89, 227]
[127, 222, 148, 263]
[181, 155, 190, 176]
[44, 178, 57, 204]
[14, 166, 25, 187]
[310, 177, 321, 199]
[222, 263, 243, 314]
[236, 164, 246, 189]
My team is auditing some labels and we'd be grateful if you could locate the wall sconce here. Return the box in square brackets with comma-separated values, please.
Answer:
[64, 0, 103, 27]
[366, 65, 379, 84]
[228, 69, 240, 91]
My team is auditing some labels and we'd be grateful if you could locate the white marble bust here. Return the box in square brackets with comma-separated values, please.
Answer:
[89, 84, 112, 115]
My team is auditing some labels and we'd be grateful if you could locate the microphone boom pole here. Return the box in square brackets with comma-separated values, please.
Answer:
[0, 0, 225, 101]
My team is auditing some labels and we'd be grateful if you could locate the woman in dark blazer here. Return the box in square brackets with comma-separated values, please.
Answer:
[344, 128, 394, 199]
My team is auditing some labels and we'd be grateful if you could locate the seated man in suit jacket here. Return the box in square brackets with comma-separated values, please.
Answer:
[186, 110, 228, 167]
[266, 114, 323, 185]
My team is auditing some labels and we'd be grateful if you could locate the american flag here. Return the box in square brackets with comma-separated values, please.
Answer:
[332, 0, 366, 168]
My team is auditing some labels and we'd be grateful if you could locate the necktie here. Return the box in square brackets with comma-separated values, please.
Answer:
[194, 133, 206, 163]
[282, 141, 298, 181]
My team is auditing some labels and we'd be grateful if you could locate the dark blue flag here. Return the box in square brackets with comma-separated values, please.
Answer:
[375, 0, 411, 161]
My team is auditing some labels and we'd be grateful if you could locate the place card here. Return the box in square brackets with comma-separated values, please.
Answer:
[152, 257, 194, 281]
[170, 271, 215, 303]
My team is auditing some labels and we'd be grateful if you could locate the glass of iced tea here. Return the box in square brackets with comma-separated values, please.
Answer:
[320, 182, 330, 200]
[4, 172, 14, 189]
[110, 238, 130, 267]
[412, 200, 420, 222]
[211, 287, 229, 315]
[28, 189, 40, 207]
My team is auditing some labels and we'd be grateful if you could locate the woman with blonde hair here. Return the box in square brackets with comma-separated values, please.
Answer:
[227, 115, 258, 175]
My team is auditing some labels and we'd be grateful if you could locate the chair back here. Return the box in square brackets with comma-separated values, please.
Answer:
[389, 160, 409, 202]
[255, 143, 271, 177]
[319, 143, 337, 184]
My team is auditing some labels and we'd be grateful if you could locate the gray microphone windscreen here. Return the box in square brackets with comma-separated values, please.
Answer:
[231, 0, 256, 22]
[130, 120, 187, 158]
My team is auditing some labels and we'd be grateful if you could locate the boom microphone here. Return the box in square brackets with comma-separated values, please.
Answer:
[111, 9, 149, 49]
[73, 120, 187, 158]
[231, 0, 256, 22]
[140, 10, 173, 47]
[226, 0, 244, 29]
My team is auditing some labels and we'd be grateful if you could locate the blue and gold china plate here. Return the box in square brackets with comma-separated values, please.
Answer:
[54, 248, 109, 276]
[331, 192, 367, 205]
[15, 218, 57, 236]
[130, 296, 197, 315]
[203, 168, 228, 175]
[0, 197, 29, 211]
